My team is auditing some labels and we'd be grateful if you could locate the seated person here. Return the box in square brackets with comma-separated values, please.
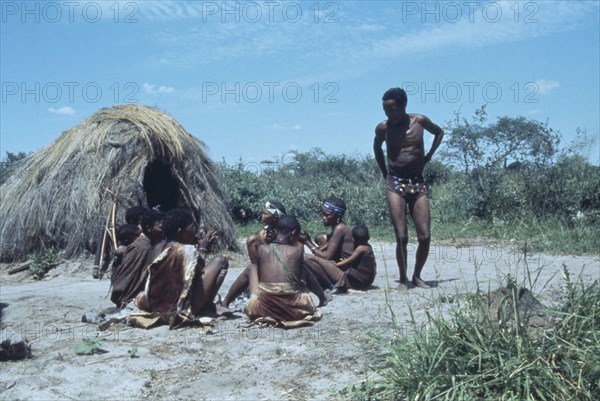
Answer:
[332, 224, 377, 293]
[136, 209, 229, 322]
[125, 206, 149, 229]
[246, 201, 286, 264]
[93, 206, 150, 279]
[301, 197, 354, 262]
[301, 197, 354, 289]
[222, 201, 286, 308]
[244, 215, 327, 325]
[299, 224, 376, 293]
[111, 210, 164, 308]
[112, 223, 142, 265]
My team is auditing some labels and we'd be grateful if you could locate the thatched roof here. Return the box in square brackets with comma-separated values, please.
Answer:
[0, 104, 237, 262]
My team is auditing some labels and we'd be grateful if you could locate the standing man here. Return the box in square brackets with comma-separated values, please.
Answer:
[373, 87, 444, 290]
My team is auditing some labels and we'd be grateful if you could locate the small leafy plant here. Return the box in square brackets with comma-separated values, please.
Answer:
[128, 346, 139, 358]
[29, 248, 61, 280]
[74, 339, 106, 356]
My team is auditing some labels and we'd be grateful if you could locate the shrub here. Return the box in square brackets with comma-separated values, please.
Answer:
[29, 248, 61, 280]
[341, 270, 600, 400]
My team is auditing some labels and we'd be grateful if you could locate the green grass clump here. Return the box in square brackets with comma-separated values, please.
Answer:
[342, 269, 599, 400]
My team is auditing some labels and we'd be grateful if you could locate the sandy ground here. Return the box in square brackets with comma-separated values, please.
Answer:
[1, 241, 598, 401]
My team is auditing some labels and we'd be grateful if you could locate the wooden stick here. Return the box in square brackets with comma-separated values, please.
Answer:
[109, 196, 118, 249]
[8, 261, 32, 275]
[8, 260, 63, 275]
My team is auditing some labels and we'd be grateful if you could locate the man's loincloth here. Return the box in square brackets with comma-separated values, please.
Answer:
[244, 282, 321, 328]
[386, 175, 428, 201]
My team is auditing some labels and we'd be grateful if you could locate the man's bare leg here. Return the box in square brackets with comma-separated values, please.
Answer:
[222, 266, 251, 308]
[387, 190, 409, 290]
[192, 256, 229, 315]
[410, 196, 431, 289]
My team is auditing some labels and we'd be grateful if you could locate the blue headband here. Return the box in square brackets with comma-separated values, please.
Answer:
[322, 201, 345, 216]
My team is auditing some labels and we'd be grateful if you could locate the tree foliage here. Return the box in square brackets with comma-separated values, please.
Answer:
[0, 151, 27, 186]
[442, 106, 560, 173]
[3, 108, 597, 252]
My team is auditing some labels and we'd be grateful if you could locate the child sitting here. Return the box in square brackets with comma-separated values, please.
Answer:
[333, 224, 377, 293]
[300, 224, 376, 293]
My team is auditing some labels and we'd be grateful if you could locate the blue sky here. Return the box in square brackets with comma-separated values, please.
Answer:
[1, 1, 599, 166]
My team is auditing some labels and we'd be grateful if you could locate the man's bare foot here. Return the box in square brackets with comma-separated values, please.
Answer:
[412, 276, 431, 289]
[215, 304, 233, 316]
[333, 287, 348, 295]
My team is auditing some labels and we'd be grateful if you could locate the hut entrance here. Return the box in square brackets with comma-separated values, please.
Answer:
[143, 160, 178, 211]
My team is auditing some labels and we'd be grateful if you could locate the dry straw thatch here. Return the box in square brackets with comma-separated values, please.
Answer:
[0, 104, 236, 262]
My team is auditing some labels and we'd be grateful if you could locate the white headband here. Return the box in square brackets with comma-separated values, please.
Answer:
[265, 202, 285, 219]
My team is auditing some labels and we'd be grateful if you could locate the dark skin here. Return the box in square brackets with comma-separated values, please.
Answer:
[314, 233, 328, 250]
[167, 223, 227, 314]
[373, 98, 444, 290]
[307, 236, 372, 289]
[300, 211, 353, 261]
[336, 238, 371, 269]
[246, 208, 278, 264]
[222, 209, 278, 308]
[248, 230, 328, 307]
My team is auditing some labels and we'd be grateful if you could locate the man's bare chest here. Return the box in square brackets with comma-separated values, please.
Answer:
[386, 125, 423, 148]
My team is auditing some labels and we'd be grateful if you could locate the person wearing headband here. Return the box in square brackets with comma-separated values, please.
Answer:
[300, 197, 356, 289]
[244, 215, 328, 326]
[222, 200, 287, 309]
[264, 201, 285, 221]
[248, 201, 287, 263]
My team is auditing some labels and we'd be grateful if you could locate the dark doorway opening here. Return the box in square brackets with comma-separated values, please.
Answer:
[143, 160, 179, 211]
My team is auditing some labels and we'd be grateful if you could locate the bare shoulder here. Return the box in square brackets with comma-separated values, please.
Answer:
[413, 114, 443, 134]
[411, 114, 430, 124]
[375, 121, 388, 136]
[256, 243, 271, 258]
[333, 223, 351, 236]
[354, 244, 370, 254]
[291, 242, 304, 252]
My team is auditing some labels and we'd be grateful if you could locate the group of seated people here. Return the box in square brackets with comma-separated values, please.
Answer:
[108, 197, 376, 327]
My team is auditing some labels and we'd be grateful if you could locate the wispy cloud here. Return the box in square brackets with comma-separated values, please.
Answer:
[357, 23, 384, 32]
[534, 80, 560, 94]
[270, 123, 302, 131]
[48, 106, 75, 115]
[364, 2, 595, 61]
[143, 1, 597, 83]
[143, 83, 175, 94]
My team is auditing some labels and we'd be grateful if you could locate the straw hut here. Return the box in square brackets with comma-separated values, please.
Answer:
[0, 104, 236, 262]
